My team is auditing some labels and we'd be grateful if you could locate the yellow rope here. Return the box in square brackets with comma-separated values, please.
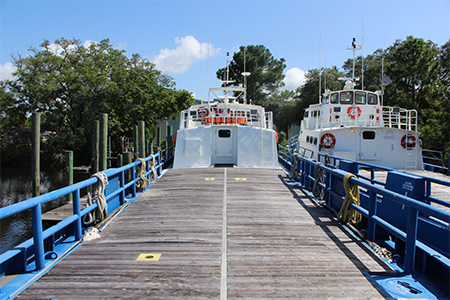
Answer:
[337, 173, 362, 225]
[136, 158, 150, 191]
[313, 162, 325, 199]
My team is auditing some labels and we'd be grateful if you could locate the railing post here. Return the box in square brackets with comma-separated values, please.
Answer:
[31, 112, 41, 197]
[131, 164, 137, 197]
[73, 189, 82, 240]
[404, 206, 419, 275]
[119, 169, 125, 205]
[367, 190, 377, 241]
[31, 204, 45, 270]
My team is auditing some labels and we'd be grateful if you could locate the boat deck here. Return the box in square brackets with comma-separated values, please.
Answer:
[17, 168, 393, 299]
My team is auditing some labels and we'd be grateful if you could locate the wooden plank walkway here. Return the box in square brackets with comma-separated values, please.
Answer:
[17, 168, 392, 299]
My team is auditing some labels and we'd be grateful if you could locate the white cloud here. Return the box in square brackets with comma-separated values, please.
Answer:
[282, 67, 306, 91]
[151, 35, 220, 74]
[0, 62, 17, 81]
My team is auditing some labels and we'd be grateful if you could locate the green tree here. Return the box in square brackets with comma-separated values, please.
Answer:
[276, 67, 344, 139]
[385, 36, 447, 153]
[438, 40, 450, 163]
[216, 45, 286, 106]
[342, 49, 388, 91]
[2, 38, 193, 165]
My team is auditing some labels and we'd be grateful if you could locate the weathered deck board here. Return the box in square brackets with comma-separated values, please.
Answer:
[17, 168, 391, 299]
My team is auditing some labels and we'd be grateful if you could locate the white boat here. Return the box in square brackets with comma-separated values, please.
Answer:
[296, 39, 423, 170]
[173, 52, 278, 169]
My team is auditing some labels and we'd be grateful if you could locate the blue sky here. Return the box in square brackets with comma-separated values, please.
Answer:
[1, 0, 449, 100]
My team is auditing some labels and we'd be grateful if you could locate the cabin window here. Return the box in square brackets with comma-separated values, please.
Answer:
[330, 93, 339, 104]
[368, 93, 378, 105]
[306, 136, 310, 143]
[218, 129, 231, 138]
[313, 137, 318, 145]
[313, 111, 317, 117]
[355, 92, 366, 104]
[362, 131, 376, 140]
[334, 107, 341, 112]
[190, 110, 197, 117]
[318, 110, 321, 117]
[304, 111, 309, 118]
[340, 91, 353, 104]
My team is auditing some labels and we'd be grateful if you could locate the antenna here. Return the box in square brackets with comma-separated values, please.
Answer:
[361, 13, 364, 90]
[318, 12, 322, 103]
[207, 21, 210, 103]
[346, 38, 363, 87]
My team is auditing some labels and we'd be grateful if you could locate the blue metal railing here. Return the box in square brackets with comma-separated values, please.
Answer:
[317, 153, 450, 209]
[0, 153, 162, 279]
[278, 149, 450, 277]
[422, 149, 449, 175]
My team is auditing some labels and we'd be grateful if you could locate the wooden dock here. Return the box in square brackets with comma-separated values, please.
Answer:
[17, 168, 393, 299]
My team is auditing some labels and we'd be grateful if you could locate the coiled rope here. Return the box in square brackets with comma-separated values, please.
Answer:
[290, 153, 299, 179]
[337, 173, 362, 225]
[312, 162, 325, 199]
[148, 155, 157, 183]
[83, 172, 109, 225]
[136, 158, 151, 191]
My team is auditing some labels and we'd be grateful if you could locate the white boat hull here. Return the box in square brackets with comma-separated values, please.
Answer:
[174, 125, 278, 169]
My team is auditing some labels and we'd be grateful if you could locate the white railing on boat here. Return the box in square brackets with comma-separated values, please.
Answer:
[304, 106, 417, 132]
[179, 109, 273, 130]
[382, 107, 418, 131]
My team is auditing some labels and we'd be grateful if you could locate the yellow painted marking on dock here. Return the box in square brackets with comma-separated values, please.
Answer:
[136, 253, 161, 261]
[235, 178, 246, 181]
[205, 178, 215, 181]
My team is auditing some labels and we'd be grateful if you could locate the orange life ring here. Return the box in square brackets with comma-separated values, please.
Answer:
[320, 133, 336, 150]
[347, 105, 361, 119]
[401, 134, 416, 149]
[197, 107, 209, 118]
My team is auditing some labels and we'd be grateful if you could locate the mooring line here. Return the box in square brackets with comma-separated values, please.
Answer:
[220, 168, 228, 299]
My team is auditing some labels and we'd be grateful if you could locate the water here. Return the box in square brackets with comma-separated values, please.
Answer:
[0, 166, 88, 254]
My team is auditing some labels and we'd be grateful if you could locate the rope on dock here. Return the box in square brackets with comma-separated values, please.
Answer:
[136, 158, 151, 191]
[83, 172, 109, 225]
[313, 162, 325, 199]
[149, 155, 157, 183]
[290, 153, 299, 179]
[338, 173, 362, 225]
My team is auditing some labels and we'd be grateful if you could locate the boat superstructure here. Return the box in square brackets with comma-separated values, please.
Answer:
[297, 39, 423, 170]
[173, 53, 278, 169]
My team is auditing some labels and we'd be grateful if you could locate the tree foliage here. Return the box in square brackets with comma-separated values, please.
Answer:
[1, 38, 194, 165]
[385, 36, 448, 156]
[216, 45, 286, 106]
[276, 66, 344, 138]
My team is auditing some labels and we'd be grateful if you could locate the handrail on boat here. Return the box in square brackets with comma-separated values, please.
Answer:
[278, 150, 450, 277]
[0, 153, 163, 277]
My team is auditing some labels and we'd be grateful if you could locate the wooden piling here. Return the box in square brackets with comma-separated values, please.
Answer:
[123, 152, 132, 183]
[133, 125, 139, 159]
[65, 151, 73, 202]
[138, 121, 145, 158]
[117, 154, 123, 168]
[92, 120, 99, 174]
[99, 113, 108, 171]
[31, 112, 41, 197]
